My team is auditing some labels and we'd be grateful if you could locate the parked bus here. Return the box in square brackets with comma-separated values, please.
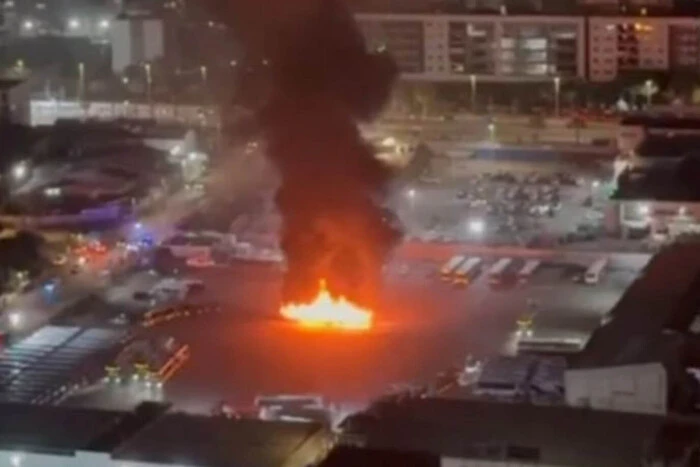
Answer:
[584, 257, 608, 285]
[488, 258, 513, 285]
[440, 255, 466, 282]
[453, 257, 482, 287]
[517, 259, 541, 284]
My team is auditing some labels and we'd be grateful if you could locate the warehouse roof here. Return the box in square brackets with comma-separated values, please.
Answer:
[112, 414, 327, 467]
[341, 398, 700, 467]
[0, 403, 127, 455]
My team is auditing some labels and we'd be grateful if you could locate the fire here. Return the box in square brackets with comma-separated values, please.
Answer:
[280, 280, 373, 330]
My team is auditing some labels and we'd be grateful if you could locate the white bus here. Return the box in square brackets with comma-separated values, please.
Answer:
[488, 258, 513, 285]
[453, 257, 482, 287]
[584, 258, 608, 285]
[517, 259, 541, 284]
[440, 255, 466, 281]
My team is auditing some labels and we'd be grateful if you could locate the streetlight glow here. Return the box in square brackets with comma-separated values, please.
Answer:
[12, 162, 27, 180]
[68, 18, 80, 30]
[22, 20, 34, 31]
[469, 219, 485, 234]
[9, 312, 22, 329]
[98, 19, 110, 30]
[638, 203, 650, 216]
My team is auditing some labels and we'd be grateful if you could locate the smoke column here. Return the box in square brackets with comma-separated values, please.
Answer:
[218, 0, 400, 309]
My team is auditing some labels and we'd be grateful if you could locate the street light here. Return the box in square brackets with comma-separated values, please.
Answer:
[553, 76, 561, 117]
[644, 79, 654, 107]
[469, 219, 485, 235]
[469, 74, 477, 112]
[638, 203, 650, 216]
[98, 19, 110, 30]
[487, 122, 496, 142]
[68, 17, 80, 30]
[8, 311, 22, 329]
[200, 65, 208, 89]
[12, 161, 27, 180]
[144, 63, 153, 115]
[22, 20, 34, 31]
[77, 62, 85, 104]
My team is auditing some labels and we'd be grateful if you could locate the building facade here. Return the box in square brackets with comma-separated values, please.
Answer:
[357, 12, 700, 83]
[111, 18, 164, 72]
[357, 13, 586, 82]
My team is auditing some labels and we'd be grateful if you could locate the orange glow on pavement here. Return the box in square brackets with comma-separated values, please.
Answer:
[280, 280, 373, 330]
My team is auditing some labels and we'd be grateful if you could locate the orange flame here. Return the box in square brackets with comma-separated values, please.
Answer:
[280, 280, 373, 330]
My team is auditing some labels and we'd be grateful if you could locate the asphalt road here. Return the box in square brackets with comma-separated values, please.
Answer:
[69, 256, 634, 414]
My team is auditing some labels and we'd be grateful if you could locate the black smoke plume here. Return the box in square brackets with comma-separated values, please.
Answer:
[218, 0, 400, 308]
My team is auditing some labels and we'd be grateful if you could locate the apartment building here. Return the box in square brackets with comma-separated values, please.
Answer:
[358, 12, 700, 83]
[357, 13, 586, 82]
[588, 16, 700, 81]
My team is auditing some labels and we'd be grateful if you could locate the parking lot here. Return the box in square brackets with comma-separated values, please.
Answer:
[53, 239, 645, 414]
[385, 254, 639, 347]
[395, 158, 613, 248]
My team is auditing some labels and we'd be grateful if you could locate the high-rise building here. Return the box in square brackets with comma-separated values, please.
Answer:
[357, 13, 586, 82]
[357, 12, 700, 83]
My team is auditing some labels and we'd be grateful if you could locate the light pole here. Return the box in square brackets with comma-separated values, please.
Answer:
[469, 74, 477, 112]
[144, 63, 152, 116]
[644, 79, 654, 107]
[200, 65, 208, 98]
[553, 76, 561, 117]
[77, 62, 85, 100]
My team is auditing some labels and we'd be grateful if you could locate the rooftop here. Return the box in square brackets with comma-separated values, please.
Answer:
[341, 398, 700, 466]
[0, 404, 126, 455]
[575, 243, 700, 369]
[614, 156, 700, 201]
[112, 414, 327, 467]
[0, 326, 125, 404]
[0, 402, 328, 467]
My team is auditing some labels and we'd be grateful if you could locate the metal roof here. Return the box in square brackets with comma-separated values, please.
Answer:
[342, 398, 700, 467]
[0, 403, 126, 455]
[112, 415, 327, 467]
[0, 326, 124, 404]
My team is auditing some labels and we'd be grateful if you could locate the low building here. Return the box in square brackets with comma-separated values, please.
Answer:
[0, 402, 330, 467]
[338, 397, 700, 466]
[613, 157, 700, 239]
[567, 243, 700, 415]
